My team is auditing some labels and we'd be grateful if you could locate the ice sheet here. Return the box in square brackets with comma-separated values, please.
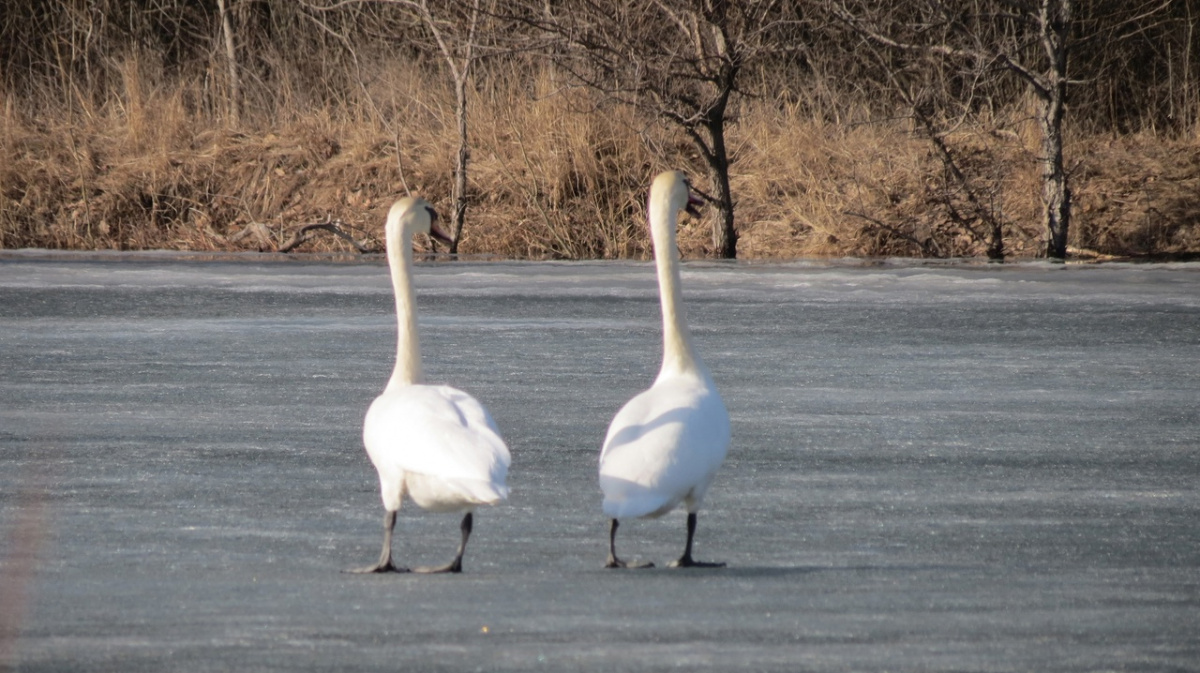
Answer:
[1, 253, 1197, 672]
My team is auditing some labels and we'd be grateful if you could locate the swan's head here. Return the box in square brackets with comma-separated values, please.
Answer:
[650, 170, 704, 220]
[386, 197, 453, 245]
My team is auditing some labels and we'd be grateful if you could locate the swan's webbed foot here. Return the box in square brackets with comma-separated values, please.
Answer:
[345, 560, 410, 574]
[667, 554, 725, 569]
[413, 558, 463, 574]
[605, 554, 655, 569]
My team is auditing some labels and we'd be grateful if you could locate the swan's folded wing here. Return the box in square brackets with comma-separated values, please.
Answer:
[364, 385, 510, 496]
[599, 474, 675, 519]
[598, 378, 729, 516]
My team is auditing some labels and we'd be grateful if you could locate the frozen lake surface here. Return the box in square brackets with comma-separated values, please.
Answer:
[1, 253, 1198, 672]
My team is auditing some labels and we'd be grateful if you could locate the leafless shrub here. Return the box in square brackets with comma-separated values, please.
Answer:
[0, 0, 1197, 259]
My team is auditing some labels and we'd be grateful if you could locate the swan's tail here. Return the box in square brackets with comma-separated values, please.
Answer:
[599, 475, 675, 519]
[457, 478, 509, 506]
[406, 472, 508, 512]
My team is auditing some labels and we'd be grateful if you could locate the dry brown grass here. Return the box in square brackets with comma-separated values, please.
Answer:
[2, 52, 1198, 259]
[1072, 134, 1200, 256]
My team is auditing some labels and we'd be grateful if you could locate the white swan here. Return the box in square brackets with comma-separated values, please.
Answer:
[599, 171, 730, 569]
[350, 197, 510, 574]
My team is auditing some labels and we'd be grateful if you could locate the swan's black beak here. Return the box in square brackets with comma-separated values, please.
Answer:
[426, 207, 453, 245]
[685, 191, 704, 218]
[429, 223, 453, 245]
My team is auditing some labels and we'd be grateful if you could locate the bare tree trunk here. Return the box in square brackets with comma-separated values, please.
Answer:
[216, 0, 240, 126]
[450, 70, 470, 254]
[702, 117, 737, 258]
[1038, 0, 1072, 259]
[1039, 95, 1070, 259]
[416, 0, 479, 256]
[704, 28, 738, 260]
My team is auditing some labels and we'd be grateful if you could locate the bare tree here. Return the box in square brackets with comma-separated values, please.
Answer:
[849, 36, 1012, 260]
[834, 0, 1076, 259]
[216, 0, 241, 125]
[513, 0, 788, 259]
[407, 0, 484, 255]
[301, 0, 488, 255]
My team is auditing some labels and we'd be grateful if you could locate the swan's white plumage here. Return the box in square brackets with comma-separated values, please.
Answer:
[363, 196, 509, 515]
[365, 384, 509, 513]
[599, 171, 729, 522]
[600, 374, 728, 518]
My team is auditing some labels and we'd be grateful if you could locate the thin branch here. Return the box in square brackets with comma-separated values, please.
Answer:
[832, 3, 1050, 98]
[279, 219, 379, 253]
[844, 210, 939, 257]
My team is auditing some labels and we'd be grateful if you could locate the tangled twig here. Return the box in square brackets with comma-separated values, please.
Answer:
[279, 217, 379, 253]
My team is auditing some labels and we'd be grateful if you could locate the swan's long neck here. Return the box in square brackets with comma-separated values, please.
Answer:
[385, 213, 424, 390]
[650, 196, 700, 379]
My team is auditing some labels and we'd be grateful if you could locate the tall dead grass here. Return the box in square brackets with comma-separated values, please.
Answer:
[2, 50, 1198, 258]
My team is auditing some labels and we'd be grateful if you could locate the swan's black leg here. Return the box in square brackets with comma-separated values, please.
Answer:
[605, 518, 654, 569]
[414, 512, 472, 574]
[347, 509, 410, 573]
[667, 512, 724, 568]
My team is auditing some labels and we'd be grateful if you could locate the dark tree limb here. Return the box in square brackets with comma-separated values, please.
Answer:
[279, 219, 380, 253]
[844, 210, 942, 258]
